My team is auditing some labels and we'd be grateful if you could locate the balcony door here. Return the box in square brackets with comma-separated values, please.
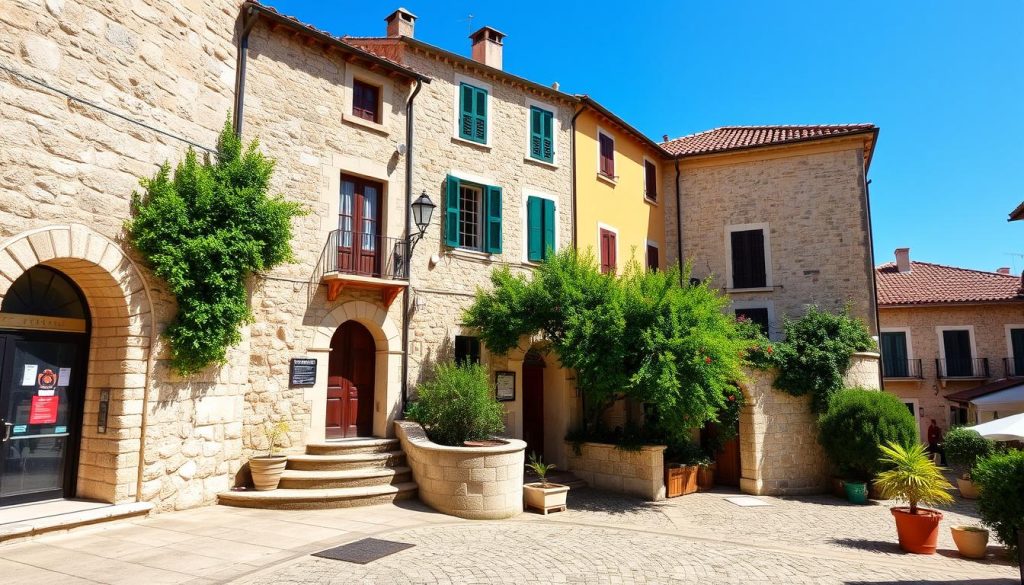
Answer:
[942, 329, 973, 377]
[338, 176, 382, 277]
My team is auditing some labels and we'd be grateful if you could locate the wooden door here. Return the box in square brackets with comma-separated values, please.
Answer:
[599, 229, 616, 274]
[338, 176, 382, 277]
[522, 357, 545, 459]
[702, 420, 741, 487]
[327, 322, 376, 438]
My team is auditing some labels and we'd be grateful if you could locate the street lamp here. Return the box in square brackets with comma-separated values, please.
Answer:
[409, 191, 436, 247]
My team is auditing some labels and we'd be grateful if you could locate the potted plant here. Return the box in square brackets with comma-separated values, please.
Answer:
[664, 440, 704, 497]
[950, 525, 990, 559]
[972, 449, 1024, 578]
[874, 441, 954, 554]
[250, 420, 290, 491]
[523, 453, 569, 514]
[697, 461, 716, 491]
[818, 389, 918, 504]
[943, 427, 994, 499]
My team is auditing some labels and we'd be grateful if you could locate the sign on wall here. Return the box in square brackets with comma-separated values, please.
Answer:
[289, 358, 318, 387]
[495, 371, 515, 402]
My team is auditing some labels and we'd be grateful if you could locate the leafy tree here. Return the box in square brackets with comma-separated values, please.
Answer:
[127, 119, 305, 374]
[464, 249, 749, 444]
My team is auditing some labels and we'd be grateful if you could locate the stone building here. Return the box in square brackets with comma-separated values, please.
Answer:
[877, 248, 1024, 433]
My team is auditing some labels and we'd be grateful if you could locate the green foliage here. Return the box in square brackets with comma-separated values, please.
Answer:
[973, 449, 1024, 563]
[127, 119, 305, 374]
[405, 362, 506, 446]
[464, 249, 750, 446]
[664, 437, 712, 466]
[752, 306, 875, 412]
[874, 441, 954, 514]
[526, 453, 556, 486]
[943, 427, 995, 479]
[817, 389, 918, 481]
[261, 421, 290, 457]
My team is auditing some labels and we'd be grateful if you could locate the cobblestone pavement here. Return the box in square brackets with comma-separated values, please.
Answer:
[239, 489, 1017, 585]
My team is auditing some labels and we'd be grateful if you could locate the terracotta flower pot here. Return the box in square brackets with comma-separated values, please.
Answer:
[950, 525, 989, 559]
[891, 507, 943, 554]
[955, 477, 980, 499]
[523, 482, 569, 514]
[250, 455, 288, 491]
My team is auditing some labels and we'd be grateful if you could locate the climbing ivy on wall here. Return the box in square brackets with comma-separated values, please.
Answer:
[127, 119, 305, 375]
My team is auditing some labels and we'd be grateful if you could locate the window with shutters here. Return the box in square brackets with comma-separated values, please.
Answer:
[458, 82, 488, 144]
[526, 195, 556, 262]
[444, 175, 502, 254]
[880, 331, 911, 378]
[726, 224, 770, 290]
[598, 131, 615, 179]
[1008, 327, 1024, 376]
[528, 106, 554, 163]
[454, 335, 481, 365]
[599, 227, 617, 274]
[352, 79, 381, 123]
[939, 327, 975, 377]
[646, 243, 659, 271]
[644, 160, 658, 202]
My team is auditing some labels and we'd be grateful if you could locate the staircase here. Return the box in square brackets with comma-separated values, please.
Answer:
[218, 438, 418, 510]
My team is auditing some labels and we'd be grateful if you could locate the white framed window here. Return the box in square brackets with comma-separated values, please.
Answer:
[880, 327, 916, 378]
[1004, 324, 1024, 376]
[521, 190, 559, 263]
[731, 300, 776, 339]
[343, 67, 392, 134]
[596, 126, 616, 184]
[458, 184, 484, 250]
[452, 73, 493, 148]
[645, 239, 660, 271]
[643, 156, 658, 203]
[935, 325, 980, 377]
[597, 222, 618, 274]
[725, 223, 772, 291]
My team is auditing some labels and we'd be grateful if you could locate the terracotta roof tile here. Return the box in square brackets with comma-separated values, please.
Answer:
[876, 261, 1024, 306]
[660, 124, 876, 157]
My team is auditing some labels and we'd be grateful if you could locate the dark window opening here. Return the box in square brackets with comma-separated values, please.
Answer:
[735, 308, 769, 336]
[730, 228, 767, 289]
[352, 79, 380, 123]
[644, 160, 657, 201]
[454, 335, 481, 365]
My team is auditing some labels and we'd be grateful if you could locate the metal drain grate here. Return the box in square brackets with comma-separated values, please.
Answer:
[312, 538, 415, 564]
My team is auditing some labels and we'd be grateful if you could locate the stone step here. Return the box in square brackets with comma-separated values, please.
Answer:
[305, 438, 400, 456]
[278, 466, 413, 489]
[286, 450, 406, 472]
[217, 483, 418, 510]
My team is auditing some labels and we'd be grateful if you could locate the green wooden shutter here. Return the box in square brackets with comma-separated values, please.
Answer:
[541, 109, 553, 162]
[459, 84, 474, 141]
[527, 196, 543, 262]
[529, 108, 543, 160]
[484, 185, 502, 254]
[444, 175, 460, 247]
[1011, 328, 1024, 375]
[542, 198, 555, 258]
[473, 86, 487, 143]
[881, 332, 908, 377]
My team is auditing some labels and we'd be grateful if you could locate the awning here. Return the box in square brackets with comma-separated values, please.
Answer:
[968, 412, 1024, 441]
[946, 377, 1024, 404]
[971, 385, 1024, 408]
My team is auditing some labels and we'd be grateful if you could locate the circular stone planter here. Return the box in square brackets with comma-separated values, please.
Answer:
[394, 421, 526, 520]
[956, 477, 980, 499]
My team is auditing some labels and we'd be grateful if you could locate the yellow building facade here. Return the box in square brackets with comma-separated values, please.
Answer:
[574, 99, 667, 273]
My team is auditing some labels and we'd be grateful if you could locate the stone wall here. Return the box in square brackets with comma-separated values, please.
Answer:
[395, 420, 526, 519]
[565, 442, 667, 500]
[880, 303, 1024, 433]
[663, 141, 877, 337]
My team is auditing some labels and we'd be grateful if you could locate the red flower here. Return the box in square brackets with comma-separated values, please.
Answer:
[766, 346, 773, 354]
[704, 356, 712, 364]
[728, 395, 735, 402]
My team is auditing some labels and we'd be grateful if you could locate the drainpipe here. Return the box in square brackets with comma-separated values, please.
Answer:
[401, 78, 424, 410]
[232, 6, 259, 136]
[569, 103, 586, 249]
[863, 172, 883, 390]
[674, 157, 684, 285]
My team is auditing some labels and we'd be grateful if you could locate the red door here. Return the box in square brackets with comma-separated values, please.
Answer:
[522, 354, 545, 459]
[338, 176, 382, 277]
[327, 322, 376, 438]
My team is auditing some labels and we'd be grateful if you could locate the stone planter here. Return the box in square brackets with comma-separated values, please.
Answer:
[956, 477, 980, 499]
[565, 441, 667, 500]
[249, 455, 288, 491]
[950, 525, 989, 559]
[665, 464, 699, 497]
[523, 482, 569, 514]
[395, 421, 526, 520]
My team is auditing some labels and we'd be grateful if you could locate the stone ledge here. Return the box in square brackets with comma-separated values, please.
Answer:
[0, 502, 153, 544]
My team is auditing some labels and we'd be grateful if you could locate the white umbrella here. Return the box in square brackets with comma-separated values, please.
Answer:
[967, 412, 1024, 441]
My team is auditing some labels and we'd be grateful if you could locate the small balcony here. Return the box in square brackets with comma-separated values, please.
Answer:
[882, 358, 923, 380]
[311, 229, 409, 306]
[935, 357, 990, 380]
[1004, 357, 1024, 378]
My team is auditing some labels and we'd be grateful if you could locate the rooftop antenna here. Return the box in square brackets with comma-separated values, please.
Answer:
[463, 14, 475, 34]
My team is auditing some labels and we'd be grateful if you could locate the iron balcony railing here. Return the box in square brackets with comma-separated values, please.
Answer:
[1004, 357, 1024, 377]
[308, 229, 409, 303]
[882, 358, 923, 379]
[935, 357, 989, 379]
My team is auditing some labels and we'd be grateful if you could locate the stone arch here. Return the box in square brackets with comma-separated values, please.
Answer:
[0, 224, 155, 504]
[309, 300, 402, 439]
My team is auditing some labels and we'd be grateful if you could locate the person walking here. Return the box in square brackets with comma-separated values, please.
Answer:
[926, 419, 945, 465]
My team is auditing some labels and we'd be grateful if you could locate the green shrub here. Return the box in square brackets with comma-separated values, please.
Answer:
[943, 427, 995, 479]
[972, 450, 1024, 563]
[759, 306, 875, 412]
[874, 442, 953, 514]
[405, 363, 505, 446]
[818, 389, 918, 481]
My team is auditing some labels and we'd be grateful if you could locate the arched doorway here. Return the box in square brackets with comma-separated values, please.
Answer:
[327, 321, 376, 438]
[0, 266, 90, 506]
[522, 351, 545, 459]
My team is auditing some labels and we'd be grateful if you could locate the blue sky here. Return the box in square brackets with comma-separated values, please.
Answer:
[267, 1, 1024, 273]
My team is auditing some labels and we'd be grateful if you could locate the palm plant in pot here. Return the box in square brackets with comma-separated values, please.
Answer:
[523, 453, 569, 514]
[943, 426, 994, 499]
[874, 441, 954, 554]
[250, 420, 290, 491]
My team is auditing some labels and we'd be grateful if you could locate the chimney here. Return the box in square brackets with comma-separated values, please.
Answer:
[385, 7, 416, 38]
[895, 248, 911, 273]
[998, 267, 1012, 275]
[663, 134, 670, 142]
[470, 26, 505, 69]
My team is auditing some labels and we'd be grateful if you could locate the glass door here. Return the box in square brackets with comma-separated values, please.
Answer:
[0, 334, 83, 506]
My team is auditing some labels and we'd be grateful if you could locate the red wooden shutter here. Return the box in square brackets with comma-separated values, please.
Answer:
[352, 80, 380, 122]
[645, 160, 657, 201]
[600, 229, 616, 273]
[599, 134, 614, 177]
[646, 244, 659, 271]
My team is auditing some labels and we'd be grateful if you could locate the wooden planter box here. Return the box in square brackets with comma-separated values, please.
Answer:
[697, 464, 715, 491]
[665, 464, 699, 497]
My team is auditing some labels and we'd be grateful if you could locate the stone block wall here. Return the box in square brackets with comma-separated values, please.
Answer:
[565, 442, 667, 500]
[395, 420, 526, 519]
